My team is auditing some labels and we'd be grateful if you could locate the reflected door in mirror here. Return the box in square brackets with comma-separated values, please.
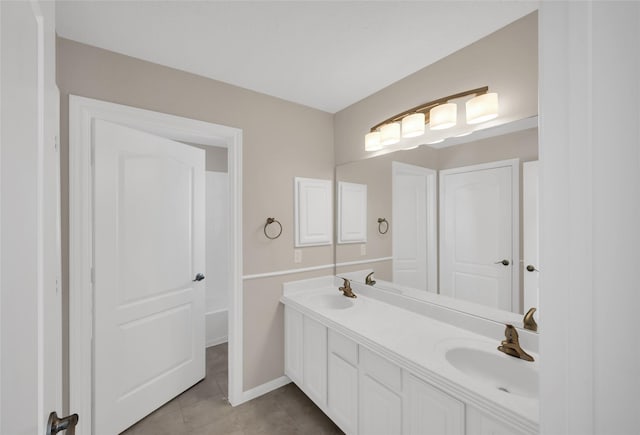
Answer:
[439, 160, 518, 312]
[392, 162, 437, 293]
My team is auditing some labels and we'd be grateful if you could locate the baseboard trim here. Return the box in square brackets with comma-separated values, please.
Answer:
[238, 376, 291, 404]
[206, 336, 228, 348]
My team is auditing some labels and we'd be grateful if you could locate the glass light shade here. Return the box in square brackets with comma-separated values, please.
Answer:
[401, 113, 425, 138]
[430, 103, 457, 130]
[364, 131, 382, 151]
[380, 122, 401, 146]
[466, 92, 499, 124]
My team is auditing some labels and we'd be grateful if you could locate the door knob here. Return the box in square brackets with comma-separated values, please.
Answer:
[193, 273, 205, 282]
[526, 264, 538, 272]
[494, 259, 510, 266]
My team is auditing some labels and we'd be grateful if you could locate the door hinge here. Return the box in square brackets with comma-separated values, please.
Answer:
[54, 135, 59, 152]
[90, 146, 95, 166]
[90, 267, 95, 285]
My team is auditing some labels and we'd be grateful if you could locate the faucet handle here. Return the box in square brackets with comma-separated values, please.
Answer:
[523, 307, 538, 332]
[365, 272, 376, 286]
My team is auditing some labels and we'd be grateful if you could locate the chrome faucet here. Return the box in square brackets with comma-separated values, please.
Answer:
[365, 271, 376, 286]
[338, 278, 357, 298]
[497, 324, 534, 362]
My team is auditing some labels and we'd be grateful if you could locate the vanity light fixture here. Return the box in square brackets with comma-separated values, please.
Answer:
[466, 92, 499, 124]
[380, 122, 401, 145]
[429, 103, 457, 130]
[364, 86, 498, 151]
[364, 131, 382, 151]
[401, 113, 426, 138]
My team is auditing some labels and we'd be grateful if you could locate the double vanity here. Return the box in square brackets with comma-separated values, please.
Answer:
[281, 276, 539, 435]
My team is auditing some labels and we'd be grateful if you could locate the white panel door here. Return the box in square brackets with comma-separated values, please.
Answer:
[1, 2, 62, 434]
[392, 162, 438, 293]
[359, 375, 402, 435]
[439, 161, 518, 312]
[523, 161, 539, 314]
[303, 316, 327, 406]
[93, 120, 205, 434]
[338, 181, 368, 244]
[404, 374, 464, 435]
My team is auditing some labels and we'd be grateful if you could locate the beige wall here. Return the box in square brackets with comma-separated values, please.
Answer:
[187, 143, 229, 172]
[56, 37, 335, 403]
[333, 12, 538, 165]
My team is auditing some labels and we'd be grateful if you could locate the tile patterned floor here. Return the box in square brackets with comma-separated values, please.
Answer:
[120, 343, 343, 435]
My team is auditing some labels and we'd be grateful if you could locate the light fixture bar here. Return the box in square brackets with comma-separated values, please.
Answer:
[369, 86, 489, 132]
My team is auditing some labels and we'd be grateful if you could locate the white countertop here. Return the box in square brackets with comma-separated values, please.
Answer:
[281, 277, 539, 434]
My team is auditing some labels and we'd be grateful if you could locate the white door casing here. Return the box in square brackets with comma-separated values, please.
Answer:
[392, 162, 437, 293]
[69, 96, 243, 434]
[439, 160, 519, 312]
[522, 161, 539, 315]
[93, 120, 205, 434]
[1, 1, 61, 434]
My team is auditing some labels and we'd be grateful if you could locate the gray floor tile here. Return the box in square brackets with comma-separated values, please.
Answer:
[118, 343, 342, 435]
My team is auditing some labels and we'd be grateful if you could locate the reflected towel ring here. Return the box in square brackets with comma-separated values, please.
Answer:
[264, 217, 283, 240]
[377, 217, 389, 235]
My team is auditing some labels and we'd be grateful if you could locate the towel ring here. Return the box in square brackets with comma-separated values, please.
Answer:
[377, 217, 389, 235]
[264, 217, 283, 240]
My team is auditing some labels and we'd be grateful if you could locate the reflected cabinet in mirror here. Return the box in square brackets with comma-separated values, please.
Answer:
[335, 125, 539, 329]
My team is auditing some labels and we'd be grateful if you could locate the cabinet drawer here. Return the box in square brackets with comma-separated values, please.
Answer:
[328, 329, 358, 365]
[360, 347, 402, 393]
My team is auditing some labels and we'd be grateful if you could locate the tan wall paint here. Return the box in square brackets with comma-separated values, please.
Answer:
[333, 12, 537, 165]
[56, 37, 335, 404]
[187, 143, 229, 173]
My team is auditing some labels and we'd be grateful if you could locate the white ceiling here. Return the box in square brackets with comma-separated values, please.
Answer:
[56, 1, 538, 113]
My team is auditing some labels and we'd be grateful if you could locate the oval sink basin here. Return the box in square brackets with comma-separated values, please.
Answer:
[306, 293, 355, 310]
[445, 347, 538, 399]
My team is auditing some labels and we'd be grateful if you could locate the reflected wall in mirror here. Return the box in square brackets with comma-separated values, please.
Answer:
[332, 11, 538, 329]
[335, 126, 538, 318]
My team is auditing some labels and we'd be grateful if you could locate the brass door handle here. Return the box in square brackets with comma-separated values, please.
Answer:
[494, 259, 510, 266]
[526, 264, 538, 272]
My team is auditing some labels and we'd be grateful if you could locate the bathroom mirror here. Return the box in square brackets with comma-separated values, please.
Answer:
[334, 120, 539, 329]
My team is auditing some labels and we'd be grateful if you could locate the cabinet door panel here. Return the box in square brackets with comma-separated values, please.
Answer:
[284, 306, 304, 384]
[328, 353, 358, 434]
[466, 406, 528, 435]
[303, 316, 327, 405]
[404, 374, 464, 435]
[360, 375, 402, 435]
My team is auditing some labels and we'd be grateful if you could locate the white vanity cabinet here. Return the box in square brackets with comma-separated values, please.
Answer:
[327, 330, 358, 434]
[466, 407, 529, 435]
[359, 347, 403, 435]
[283, 304, 536, 435]
[284, 305, 328, 406]
[404, 373, 464, 435]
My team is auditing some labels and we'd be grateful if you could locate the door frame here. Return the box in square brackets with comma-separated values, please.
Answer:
[69, 96, 243, 434]
[438, 159, 520, 313]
